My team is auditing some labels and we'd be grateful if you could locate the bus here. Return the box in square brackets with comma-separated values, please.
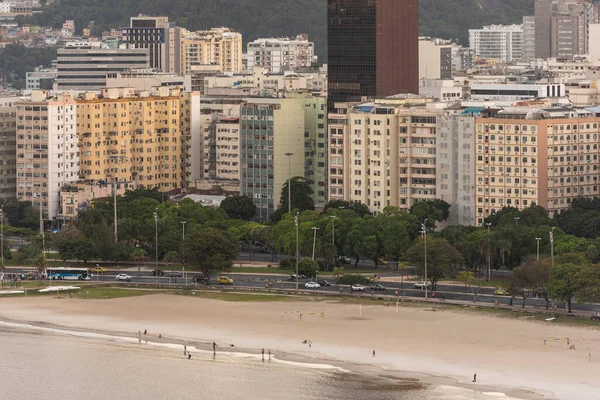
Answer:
[47, 267, 91, 280]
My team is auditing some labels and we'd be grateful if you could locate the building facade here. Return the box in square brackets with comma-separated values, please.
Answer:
[55, 43, 149, 91]
[247, 35, 315, 73]
[76, 87, 185, 192]
[522, 16, 536, 62]
[180, 28, 243, 74]
[327, 0, 419, 109]
[16, 92, 79, 221]
[469, 24, 524, 63]
[0, 105, 17, 200]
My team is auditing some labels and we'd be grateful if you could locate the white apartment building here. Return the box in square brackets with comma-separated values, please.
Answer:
[470, 83, 565, 101]
[247, 35, 315, 73]
[469, 24, 524, 63]
[419, 37, 454, 80]
[419, 79, 464, 101]
[16, 91, 79, 221]
[522, 16, 536, 62]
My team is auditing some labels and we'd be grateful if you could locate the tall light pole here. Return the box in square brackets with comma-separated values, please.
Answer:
[181, 221, 187, 240]
[486, 223, 492, 281]
[536, 237, 541, 261]
[295, 212, 299, 290]
[311, 227, 320, 260]
[113, 177, 118, 242]
[285, 152, 293, 215]
[514, 217, 520, 226]
[0, 206, 4, 268]
[550, 228, 556, 266]
[420, 219, 428, 300]
[154, 208, 158, 286]
[38, 193, 45, 260]
[330, 215, 337, 256]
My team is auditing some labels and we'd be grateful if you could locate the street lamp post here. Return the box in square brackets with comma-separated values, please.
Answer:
[486, 223, 492, 281]
[295, 212, 299, 290]
[330, 215, 337, 256]
[514, 217, 520, 226]
[421, 219, 428, 300]
[0, 206, 4, 268]
[311, 227, 320, 260]
[535, 237, 541, 261]
[181, 221, 187, 240]
[550, 227, 555, 269]
[154, 208, 158, 286]
[113, 177, 118, 242]
[285, 152, 294, 215]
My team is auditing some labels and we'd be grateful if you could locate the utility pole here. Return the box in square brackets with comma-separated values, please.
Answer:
[154, 208, 158, 286]
[550, 227, 555, 269]
[181, 221, 186, 240]
[311, 227, 319, 260]
[39, 193, 45, 261]
[421, 219, 428, 300]
[113, 177, 118, 242]
[0, 206, 4, 268]
[330, 215, 337, 257]
[285, 152, 293, 215]
[514, 217, 520, 226]
[295, 212, 299, 290]
[486, 222, 492, 281]
[536, 237, 541, 261]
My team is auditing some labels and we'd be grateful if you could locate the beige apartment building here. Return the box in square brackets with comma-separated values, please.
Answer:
[329, 96, 437, 214]
[474, 108, 600, 225]
[180, 28, 243, 74]
[77, 87, 185, 192]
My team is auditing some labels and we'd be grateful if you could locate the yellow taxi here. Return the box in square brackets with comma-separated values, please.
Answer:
[376, 259, 388, 265]
[92, 266, 107, 274]
[494, 287, 508, 296]
[218, 276, 234, 284]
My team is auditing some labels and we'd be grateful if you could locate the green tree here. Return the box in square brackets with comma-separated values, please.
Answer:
[220, 195, 257, 221]
[132, 248, 148, 277]
[547, 263, 584, 313]
[507, 266, 535, 308]
[179, 228, 239, 284]
[457, 270, 475, 293]
[323, 200, 370, 217]
[297, 258, 318, 278]
[272, 176, 315, 222]
[575, 264, 600, 303]
[405, 236, 463, 290]
[54, 225, 96, 262]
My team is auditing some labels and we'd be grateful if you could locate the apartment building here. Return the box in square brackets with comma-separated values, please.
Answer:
[180, 28, 243, 74]
[522, 16, 536, 62]
[76, 87, 186, 192]
[247, 35, 315, 73]
[55, 43, 149, 91]
[474, 108, 600, 225]
[0, 104, 17, 200]
[202, 109, 242, 182]
[16, 91, 79, 221]
[240, 97, 305, 222]
[419, 37, 454, 80]
[328, 96, 437, 214]
[469, 24, 524, 63]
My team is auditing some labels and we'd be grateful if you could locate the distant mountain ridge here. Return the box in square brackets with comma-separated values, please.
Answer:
[21, 0, 535, 60]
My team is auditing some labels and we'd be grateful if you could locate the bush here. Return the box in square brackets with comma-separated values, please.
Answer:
[279, 258, 294, 269]
[337, 274, 370, 285]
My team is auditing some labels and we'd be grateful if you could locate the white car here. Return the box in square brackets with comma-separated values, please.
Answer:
[304, 282, 321, 289]
[116, 274, 131, 281]
[413, 281, 432, 289]
[351, 284, 366, 292]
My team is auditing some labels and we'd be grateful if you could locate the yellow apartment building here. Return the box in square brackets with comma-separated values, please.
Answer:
[180, 28, 243, 74]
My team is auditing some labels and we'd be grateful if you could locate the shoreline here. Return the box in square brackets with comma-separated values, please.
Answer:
[1, 294, 598, 399]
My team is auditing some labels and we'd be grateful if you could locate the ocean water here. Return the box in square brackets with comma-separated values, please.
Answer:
[0, 324, 524, 400]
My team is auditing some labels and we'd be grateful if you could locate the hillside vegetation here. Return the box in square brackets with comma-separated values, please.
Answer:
[19, 0, 534, 60]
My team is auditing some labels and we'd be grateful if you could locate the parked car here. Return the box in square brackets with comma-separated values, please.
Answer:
[116, 274, 131, 281]
[150, 269, 164, 276]
[317, 279, 331, 287]
[351, 284, 366, 292]
[305, 281, 321, 289]
[166, 271, 182, 278]
[413, 281, 432, 289]
[369, 284, 386, 291]
[218, 276, 233, 284]
[494, 287, 508, 296]
[338, 256, 352, 264]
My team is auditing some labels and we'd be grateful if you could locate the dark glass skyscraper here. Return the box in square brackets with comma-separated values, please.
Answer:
[327, 0, 419, 109]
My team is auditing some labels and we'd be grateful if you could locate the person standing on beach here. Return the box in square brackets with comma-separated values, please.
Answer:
[262, 348, 265, 361]
[213, 341, 216, 352]
[373, 350, 376, 357]
[188, 352, 192, 360]
[268, 349, 271, 360]
[308, 340, 312, 348]
[184, 345, 187, 356]
[473, 373, 476, 382]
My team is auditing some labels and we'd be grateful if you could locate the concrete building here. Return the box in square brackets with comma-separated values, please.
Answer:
[328, 96, 437, 214]
[240, 97, 305, 222]
[474, 107, 600, 225]
[590, 23, 600, 63]
[16, 91, 79, 221]
[327, 0, 419, 109]
[419, 37, 454, 80]
[122, 15, 181, 73]
[247, 35, 315, 73]
[419, 79, 464, 101]
[180, 28, 242, 74]
[26, 69, 57, 90]
[76, 87, 186, 192]
[535, 0, 591, 59]
[0, 104, 17, 200]
[105, 70, 192, 92]
[522, 16, 536, 62]
[469, 24, 524, 63]
[470, 83, 565, 101]
[58, 181, 125, 220]
[55, 43, 149, 91]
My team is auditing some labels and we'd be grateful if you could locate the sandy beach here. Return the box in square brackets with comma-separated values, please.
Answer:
[1, 293, 599, 399]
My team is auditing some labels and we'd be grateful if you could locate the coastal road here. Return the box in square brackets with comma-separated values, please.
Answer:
[10, 267, 598, 314]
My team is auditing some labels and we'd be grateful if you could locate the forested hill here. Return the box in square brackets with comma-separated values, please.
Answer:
[20, 0, 534, 60]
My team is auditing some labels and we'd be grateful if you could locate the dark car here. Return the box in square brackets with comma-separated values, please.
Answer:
[317, 279, 331, 287]
[288, 274, 306, 281]
[370, 284, 387, 291]
[166, 271, 182, 277]
[193, 275, 209, 284]
[150, 269, 164, 276]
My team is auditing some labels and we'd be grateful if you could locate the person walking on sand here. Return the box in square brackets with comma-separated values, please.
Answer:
[184, 345, 187, 356]
[188, 352, 192, 360]
[262, 348, 265, 361]
[308, 340, 312, 348]
[268, 349, 271, 360]
[473, 373, 476, 382]
[372, 350, 376, 357]
[213, 341, 216, 352]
